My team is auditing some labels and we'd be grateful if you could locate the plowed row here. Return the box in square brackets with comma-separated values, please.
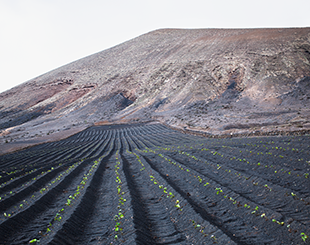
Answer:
[0, 123, 309, 244]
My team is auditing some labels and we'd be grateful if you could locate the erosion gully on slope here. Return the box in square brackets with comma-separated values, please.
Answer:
[0, 123, 309, 244]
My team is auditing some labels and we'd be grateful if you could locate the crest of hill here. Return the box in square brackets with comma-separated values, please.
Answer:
[0, 28, 310, 154]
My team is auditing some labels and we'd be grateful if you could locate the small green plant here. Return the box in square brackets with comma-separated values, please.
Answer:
[244, 204, 250, 208]
[301, 232, 308, 242]
[29, 238, 40, 243]
[174, 200, 182, 210]
[264, 184, 272, 191]
[251, 206, 259, 214]
[272, 219, 284, 225]
[65, 198, 71, 206]
[215, 187, 222, 195]
[210, 234, 217, 243]
[197, 176, 202, 183]
[54, 213, 62, 221]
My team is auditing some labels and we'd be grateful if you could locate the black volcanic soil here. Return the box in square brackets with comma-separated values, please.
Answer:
[0, 123, 309, 244]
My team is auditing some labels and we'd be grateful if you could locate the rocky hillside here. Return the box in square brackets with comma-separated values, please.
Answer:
[1, 28, 310, 153]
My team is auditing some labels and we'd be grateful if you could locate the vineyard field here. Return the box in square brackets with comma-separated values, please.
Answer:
[0, 123, 309, 244]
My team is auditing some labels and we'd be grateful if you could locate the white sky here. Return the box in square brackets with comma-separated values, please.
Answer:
[0, 0, 309, 93]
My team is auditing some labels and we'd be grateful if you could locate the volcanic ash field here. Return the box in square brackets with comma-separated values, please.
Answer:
[0, 123, 309, 244]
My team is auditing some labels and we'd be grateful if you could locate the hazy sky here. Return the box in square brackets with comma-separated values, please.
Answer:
[0, 0, 309, 93]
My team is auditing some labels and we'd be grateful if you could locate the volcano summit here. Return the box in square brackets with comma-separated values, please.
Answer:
[0, 28, 310, 153]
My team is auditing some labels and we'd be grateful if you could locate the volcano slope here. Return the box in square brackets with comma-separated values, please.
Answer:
[1, 28, 310, 154]
[0, 123, 309, 244]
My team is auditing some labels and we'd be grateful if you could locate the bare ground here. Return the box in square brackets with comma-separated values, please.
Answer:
[0, 123, 309, 244]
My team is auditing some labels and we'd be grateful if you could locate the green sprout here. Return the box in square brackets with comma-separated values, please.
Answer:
[215, 187, 223, 195]
[301, 233, 308, 242]
[197, 176, 202, 183]
[29, 238, 40, 243]
[210, 234, 217, 243]
[175, 200, 182, 210]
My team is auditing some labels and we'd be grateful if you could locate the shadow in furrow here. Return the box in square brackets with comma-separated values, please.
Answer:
[0, 158, 89, 243]
[48, 149, 116, 244]
[0, 165, 68, 212]
[171, 151, 310, 218]
[121, 154, 156, 244]
[121, 153, 185, 245]
[201, 148, 310, 197]
[0, 167, 44, 194]
[143, 156, 247, 245]
[165, 153, 258, 204]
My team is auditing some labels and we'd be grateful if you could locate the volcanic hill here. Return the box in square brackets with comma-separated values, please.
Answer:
[1, 28, 310, 154]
